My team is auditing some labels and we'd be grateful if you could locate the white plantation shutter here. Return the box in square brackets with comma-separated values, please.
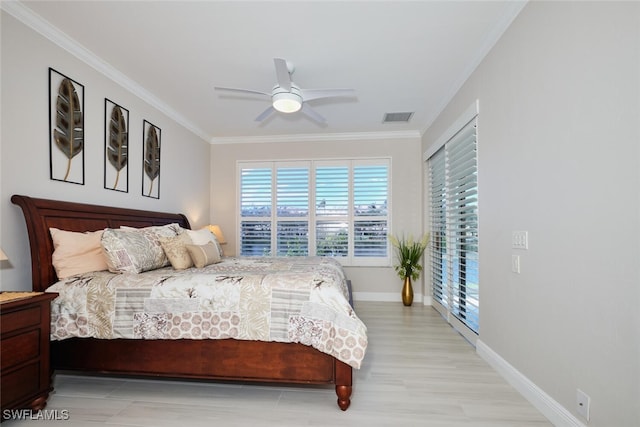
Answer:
[240, 167, 272, 255]
[276, 166, 309, 256]
[429, 148, 447, 307]
[241, 167, 272, 217]
[427, 111, 479, 336]
[238, 159, 390, 265]
[316, 165, 349, 257]
[315, 166, 349, 216]
[446, 120, 479, 333]
[353, 164, 388, 258]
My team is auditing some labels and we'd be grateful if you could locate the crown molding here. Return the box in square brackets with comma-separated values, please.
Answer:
[2, 0, 211, 142]
[2, 2, 426, 146]
[421, 0, 528, 135]
[210, 130, 422, 145]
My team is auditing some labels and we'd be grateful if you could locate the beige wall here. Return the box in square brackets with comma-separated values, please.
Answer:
[0, 12, 211, 291]
[210, 136, 424, 301]
[422, 2, 639, 425]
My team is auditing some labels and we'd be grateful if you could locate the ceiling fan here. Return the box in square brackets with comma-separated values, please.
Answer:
[214, 58, 356, 123]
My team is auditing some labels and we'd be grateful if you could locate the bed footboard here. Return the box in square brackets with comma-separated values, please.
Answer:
[52, 337, 352, 410]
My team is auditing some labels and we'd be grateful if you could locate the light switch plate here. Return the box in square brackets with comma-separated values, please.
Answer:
[512, 231, 528, 249]
[511, 255, 520, 273]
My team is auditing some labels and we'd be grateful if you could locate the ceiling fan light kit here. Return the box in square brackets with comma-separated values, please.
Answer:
[272, 85, 302, 113]
[215, 58, 355, 123]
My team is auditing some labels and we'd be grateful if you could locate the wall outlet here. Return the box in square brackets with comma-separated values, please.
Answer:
[577, 389, 590, 421]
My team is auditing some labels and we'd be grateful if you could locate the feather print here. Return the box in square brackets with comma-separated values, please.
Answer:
[107, 106, 128, 189]
[53, 78, 84, 181]
[144, 125, 160, 197]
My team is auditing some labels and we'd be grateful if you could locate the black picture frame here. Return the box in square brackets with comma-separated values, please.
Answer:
[142, 120, 161, 199]
[104, 99, 129, 193]
[49, 68, 85, 185]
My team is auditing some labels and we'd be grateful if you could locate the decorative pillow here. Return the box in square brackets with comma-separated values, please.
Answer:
[159, 233, 194, 270]
[120, 223, 182, 236]
[101, 224, 179, 273]
[185, 228, 223, 258]
[185, 242, 221, 268]
[50, 228, 109, 279]
[120, 223, 182, 266]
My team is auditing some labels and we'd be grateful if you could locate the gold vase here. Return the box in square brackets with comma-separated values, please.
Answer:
[402, 276, 413, 306]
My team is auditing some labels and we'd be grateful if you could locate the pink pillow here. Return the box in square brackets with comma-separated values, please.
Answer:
[50, 228, 109, 279]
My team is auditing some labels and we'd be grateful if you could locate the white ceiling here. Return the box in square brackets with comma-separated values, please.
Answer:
[10, 1, 526, 143]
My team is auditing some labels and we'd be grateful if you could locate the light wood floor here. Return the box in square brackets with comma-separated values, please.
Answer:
[5, 302, 551, 426]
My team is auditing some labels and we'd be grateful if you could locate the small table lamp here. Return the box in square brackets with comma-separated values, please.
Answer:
[205, 225, 226, 245]
[204, 225, 227, 256]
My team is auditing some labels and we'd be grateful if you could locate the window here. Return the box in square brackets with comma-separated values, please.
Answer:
[238, 159, 390, 266]
[426, 104, 479, 338]
[239, 166, 272, 256]
[277, 166, 309, 256]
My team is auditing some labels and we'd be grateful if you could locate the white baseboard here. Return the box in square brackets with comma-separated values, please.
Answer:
[353, 292, 427, 304]
[476, 339, 586, 427]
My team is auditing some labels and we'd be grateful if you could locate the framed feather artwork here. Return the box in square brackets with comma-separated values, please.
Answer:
[104, 99, 129, 192]
[142, 120, 161, 199]
[49, 68, 84, 185]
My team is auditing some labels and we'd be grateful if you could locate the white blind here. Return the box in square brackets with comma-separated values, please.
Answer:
[276, 166, 309, 256]
[446, 120, 479, 333]
[429, 148, 447, 307]
[277, 167, 309, 218]
[316, 165, 349, 257]
[353, 164, 388, 258]
[240, 167, 272, 255]
[316, 166, 349, 216]
[428, 117, 479, 334]
[238, 159, 390, 265]
[241, 167, 272, 217]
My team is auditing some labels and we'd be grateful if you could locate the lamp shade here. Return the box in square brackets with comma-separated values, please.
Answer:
[0, 248, 7, 261]
[205, 225, 226, 244]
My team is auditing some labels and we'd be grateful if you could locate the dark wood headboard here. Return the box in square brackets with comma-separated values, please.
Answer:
[11, 195, 191, 292]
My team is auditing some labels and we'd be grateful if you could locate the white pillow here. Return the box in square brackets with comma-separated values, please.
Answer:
[185, 228, 216, 245]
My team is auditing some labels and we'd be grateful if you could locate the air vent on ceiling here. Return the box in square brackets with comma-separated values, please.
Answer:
[383, 112, 414, 123]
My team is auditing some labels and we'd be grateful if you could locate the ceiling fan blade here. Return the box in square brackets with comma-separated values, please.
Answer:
[273, 58, 291, 91]
[214, 86, 270, 97]
[301, 103, 326, 124]
[255, 106, 276, 122]
[300, 88, 356, 102]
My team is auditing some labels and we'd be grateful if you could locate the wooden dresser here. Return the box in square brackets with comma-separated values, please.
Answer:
[1, 292, 58, 418]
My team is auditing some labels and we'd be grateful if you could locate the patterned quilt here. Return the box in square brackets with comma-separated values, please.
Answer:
[46, 256, 367, 369]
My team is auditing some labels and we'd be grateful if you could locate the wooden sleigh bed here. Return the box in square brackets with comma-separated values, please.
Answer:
[11, 194, 356, 411]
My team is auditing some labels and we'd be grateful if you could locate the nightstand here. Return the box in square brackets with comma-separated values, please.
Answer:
[1, 292, 58, 418]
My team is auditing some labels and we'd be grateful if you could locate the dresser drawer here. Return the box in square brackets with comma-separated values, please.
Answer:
[0, 306, 41, 335]
[0, 361, 40, 408]
[1, 329, 40, 371]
